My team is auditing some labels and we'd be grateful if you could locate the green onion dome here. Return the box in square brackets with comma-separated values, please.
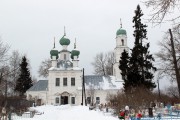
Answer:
[71, 49, 80, 59]
[59, 35, 70, 46]
[116, 28, 127, 36]
[50, 49, 59, 59]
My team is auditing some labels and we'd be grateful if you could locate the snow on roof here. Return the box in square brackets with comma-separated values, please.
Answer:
[84, 75, 124, 90]
[27, 75, 124, 92]
[48, 66, 82, 71]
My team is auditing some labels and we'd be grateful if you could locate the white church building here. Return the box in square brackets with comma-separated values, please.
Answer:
[26, 25, 129, 106]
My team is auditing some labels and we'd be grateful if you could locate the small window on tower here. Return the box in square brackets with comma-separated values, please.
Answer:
[121, 39, 124, 46]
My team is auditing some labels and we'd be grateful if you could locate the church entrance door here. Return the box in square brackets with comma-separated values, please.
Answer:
[61, 96, 68, 105]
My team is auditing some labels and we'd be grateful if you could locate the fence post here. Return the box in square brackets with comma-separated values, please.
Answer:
[30, 111, 33, 118]
[148, 108, 153, 117]
[8, 111, 11, 120]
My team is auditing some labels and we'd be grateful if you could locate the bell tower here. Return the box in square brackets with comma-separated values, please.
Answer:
[113, 20, 129, 79]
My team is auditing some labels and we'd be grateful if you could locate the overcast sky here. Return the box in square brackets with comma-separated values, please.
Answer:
[0, 0, 175, 89]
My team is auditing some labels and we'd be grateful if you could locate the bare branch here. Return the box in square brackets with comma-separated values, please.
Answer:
[144, 0, 180, 24]
[38, 59, 51, 78]
[91, 51, 115, 75]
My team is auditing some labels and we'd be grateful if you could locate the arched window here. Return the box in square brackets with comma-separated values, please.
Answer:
[121, 39, 124, 46]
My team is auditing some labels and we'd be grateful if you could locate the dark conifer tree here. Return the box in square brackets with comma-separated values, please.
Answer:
[142, 43, 157, 89]
[15, 56, 33, 96]
[122, 5, 156, 92]
[119, 49, 129, 89]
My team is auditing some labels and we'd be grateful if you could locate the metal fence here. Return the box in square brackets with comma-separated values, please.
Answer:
[0, 111, 35, 120]
[10, 112, 34, 120]
[141, 117, 180, 120]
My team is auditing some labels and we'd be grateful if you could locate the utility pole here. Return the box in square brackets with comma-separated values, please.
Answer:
[81, 68, 87, 106]
[81, 71, 84, 105]
[83, 68, 87, 106]
[169, 29, 180, 97]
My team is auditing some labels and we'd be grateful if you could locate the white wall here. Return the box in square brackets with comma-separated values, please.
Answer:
[48, 69, 83, 105]
[26, 91, 47, 105]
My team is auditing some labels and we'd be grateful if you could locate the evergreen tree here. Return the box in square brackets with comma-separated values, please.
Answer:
[142, 43, 157, 89]
[119, 49, 129, 89]
[122, 5, 156, 92]
[15, 56, 33, 96]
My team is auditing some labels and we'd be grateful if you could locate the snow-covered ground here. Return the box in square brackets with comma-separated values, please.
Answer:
[9, 105, 180, 120]
[12, 105, 118, 120]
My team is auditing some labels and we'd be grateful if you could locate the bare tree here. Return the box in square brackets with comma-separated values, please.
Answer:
[38, 58, 51, 78]
[0, 65, 10, 97]
[165, 85, 179, 98]
[0, 39, 9, 65]
[0, 39, 10, 97]
[156, 26, 180, 96]
[91, 53, 106, 75]
[9, 50, 22, 95]
[144, 0, 180, 24]
[91, 51, 115, 75]
[0, 38, 10, 83]
[105, 51, 115, 75]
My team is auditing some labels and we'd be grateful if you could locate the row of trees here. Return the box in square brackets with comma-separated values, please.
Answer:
[0, 39, 33, 97]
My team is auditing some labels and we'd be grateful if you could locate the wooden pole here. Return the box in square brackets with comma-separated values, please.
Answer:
[81, 69, 84, 105]
[169, 29, 180, 97]
[83, 68, 87, 106]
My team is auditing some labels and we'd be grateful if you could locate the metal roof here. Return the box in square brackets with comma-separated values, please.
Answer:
[27, 80, 48, 91]
[84, 75, 104, 86]
[84, 75, 117, 89]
